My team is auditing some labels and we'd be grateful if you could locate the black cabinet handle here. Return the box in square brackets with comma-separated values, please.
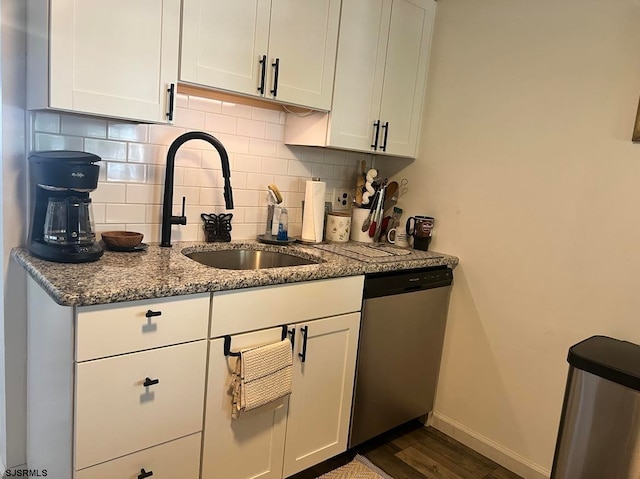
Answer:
[298, 326, 308, 363]
[288, 328, 296, 352]
[138, 469, 154, 479]
[143, 377, 159, 387]
[166, 83, 175, 121]
[371, 120, 381, 150]
[380, 121, 389, 152]
[270, 58, 280, 97]
[257, 55, 267, 95]
[145, 310, 162, 318]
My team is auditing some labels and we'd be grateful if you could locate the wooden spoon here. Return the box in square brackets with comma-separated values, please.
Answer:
[385, 181, 398, 200]
[383, 181, 398, 211]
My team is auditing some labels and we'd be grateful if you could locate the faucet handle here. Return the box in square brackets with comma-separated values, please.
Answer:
[170, 196, 187, 226]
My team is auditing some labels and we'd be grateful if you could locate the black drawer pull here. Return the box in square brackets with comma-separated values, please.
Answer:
[298, 326, 308, 363]
[166, 83, 175, 121]
[270, 58, 280, 97]
[380, 121, 389, 151]
[143, 377, 159, 387]
[371, 120, 380, 150]
[145, 310, 162, 318]
[138, 469, 154, 479]
[257, 54, 267, 94]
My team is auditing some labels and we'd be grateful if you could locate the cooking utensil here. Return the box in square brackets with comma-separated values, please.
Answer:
[398, 178, 409, 197]
[385, 181, 398, 200]
[370, 182, 387, 240]
[355, 176, 365, 206]
[361, 168, 377, 206]
[379, 216, 392, 238]
[361, 189, 380, 232]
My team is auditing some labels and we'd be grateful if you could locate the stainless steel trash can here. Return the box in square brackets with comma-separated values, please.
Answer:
[551, 335, 640, 479]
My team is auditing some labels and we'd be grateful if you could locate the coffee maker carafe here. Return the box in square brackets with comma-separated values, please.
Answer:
[29, 151, 103, 263]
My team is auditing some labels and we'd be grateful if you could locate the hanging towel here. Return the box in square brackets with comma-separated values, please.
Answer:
[230, 338, 293, 419]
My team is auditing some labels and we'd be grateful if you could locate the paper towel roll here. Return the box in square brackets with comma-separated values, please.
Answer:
[301, 179, 326, 243]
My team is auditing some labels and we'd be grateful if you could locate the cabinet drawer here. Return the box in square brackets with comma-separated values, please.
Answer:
[211, 276, 364, 337]
[75, 341, 206, 470]
[76, 433, 201, 479]
[76, 293, 210, 361]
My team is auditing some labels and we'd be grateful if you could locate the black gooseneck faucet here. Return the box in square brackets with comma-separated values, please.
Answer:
[161, 131, 234, 247]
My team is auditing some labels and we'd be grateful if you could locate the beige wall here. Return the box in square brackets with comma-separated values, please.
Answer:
[398, 0, 640, 475]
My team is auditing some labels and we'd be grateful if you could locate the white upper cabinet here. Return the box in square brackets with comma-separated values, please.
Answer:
[377, 0, 436, 156]
[180, 0, 341, 110]
[285, 0, 436, 158]
[27, 0, 181, 124]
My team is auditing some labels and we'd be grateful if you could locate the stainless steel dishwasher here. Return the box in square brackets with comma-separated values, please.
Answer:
[349, 266, 453, 447]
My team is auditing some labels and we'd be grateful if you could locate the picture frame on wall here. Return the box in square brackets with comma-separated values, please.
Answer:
[634, 96, 640, 142]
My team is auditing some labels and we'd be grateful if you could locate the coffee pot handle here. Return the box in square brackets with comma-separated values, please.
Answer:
[66, 196, 80, 242]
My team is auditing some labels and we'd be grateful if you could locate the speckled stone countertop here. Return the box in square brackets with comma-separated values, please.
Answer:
[11, 241, 459, 307]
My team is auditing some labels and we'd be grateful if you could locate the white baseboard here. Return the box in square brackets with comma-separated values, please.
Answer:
[431, 413, 550, 479]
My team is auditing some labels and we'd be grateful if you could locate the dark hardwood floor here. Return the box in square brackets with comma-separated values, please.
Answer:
[290, 421, 523, 479]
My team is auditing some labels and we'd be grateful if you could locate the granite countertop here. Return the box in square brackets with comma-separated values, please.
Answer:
[11, 240, 459, 307]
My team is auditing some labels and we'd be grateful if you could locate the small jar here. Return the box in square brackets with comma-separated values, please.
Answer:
[277, 208, 289, 241]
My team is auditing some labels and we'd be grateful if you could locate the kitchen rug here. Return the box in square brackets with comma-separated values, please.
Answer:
[317, 454, 394, 479]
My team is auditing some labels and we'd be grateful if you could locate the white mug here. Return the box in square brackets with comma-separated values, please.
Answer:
[387, 228, 410, 248]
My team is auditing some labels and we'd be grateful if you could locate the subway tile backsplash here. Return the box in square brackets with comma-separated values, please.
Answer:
[30, 92, 370, 242]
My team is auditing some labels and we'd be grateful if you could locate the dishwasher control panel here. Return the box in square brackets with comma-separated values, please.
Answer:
[364, 266, 453, 299]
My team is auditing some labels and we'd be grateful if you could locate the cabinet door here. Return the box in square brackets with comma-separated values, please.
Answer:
[378, 0, 436, 157]
[267, 0, 341, 110]
[202, 328, 289, 479]
[283, 313, 361, 477]
[180, 0, 271, 97]
[328, 0, 390, 152]
[48, 0, 180, 123]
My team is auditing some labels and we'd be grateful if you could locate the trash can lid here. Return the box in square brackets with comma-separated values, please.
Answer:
[568, 336, 640, 392]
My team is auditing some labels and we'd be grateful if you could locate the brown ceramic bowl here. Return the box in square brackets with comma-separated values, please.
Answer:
[101, 231, 144, 250]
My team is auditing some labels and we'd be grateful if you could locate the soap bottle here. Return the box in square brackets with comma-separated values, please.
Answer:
[277, 208, 289, 241]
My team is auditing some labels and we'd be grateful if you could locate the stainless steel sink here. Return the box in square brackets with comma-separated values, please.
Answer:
[184, 249, 319, 270]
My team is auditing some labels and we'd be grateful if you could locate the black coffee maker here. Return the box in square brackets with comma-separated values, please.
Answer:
[28, 151, 103, 263]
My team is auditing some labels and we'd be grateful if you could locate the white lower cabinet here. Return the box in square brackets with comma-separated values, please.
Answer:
[202, 276, 364, 479]
[26, 278, 210, 479]
[27, 275, 364, 479]
[75, 433, 201, 479]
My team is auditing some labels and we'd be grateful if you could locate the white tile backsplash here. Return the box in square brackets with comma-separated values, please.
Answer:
[189, 96, 222, 113]
[237, 118, 266, 138]
[30, 93, 367, 242]
[61, 115, 107, 138]
[34, 133, 83, 151]
[108, 122, 148, 142]
[33, 112, 60, 133]
[85, 138, 127, 160]
[105, 204, 146, 224]
[106, 162, 146, 183]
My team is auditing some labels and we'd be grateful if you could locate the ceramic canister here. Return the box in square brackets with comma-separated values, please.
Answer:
[325, 211, 352, 242]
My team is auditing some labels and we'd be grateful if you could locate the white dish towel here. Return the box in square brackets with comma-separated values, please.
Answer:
[230, 338, 293, 419]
